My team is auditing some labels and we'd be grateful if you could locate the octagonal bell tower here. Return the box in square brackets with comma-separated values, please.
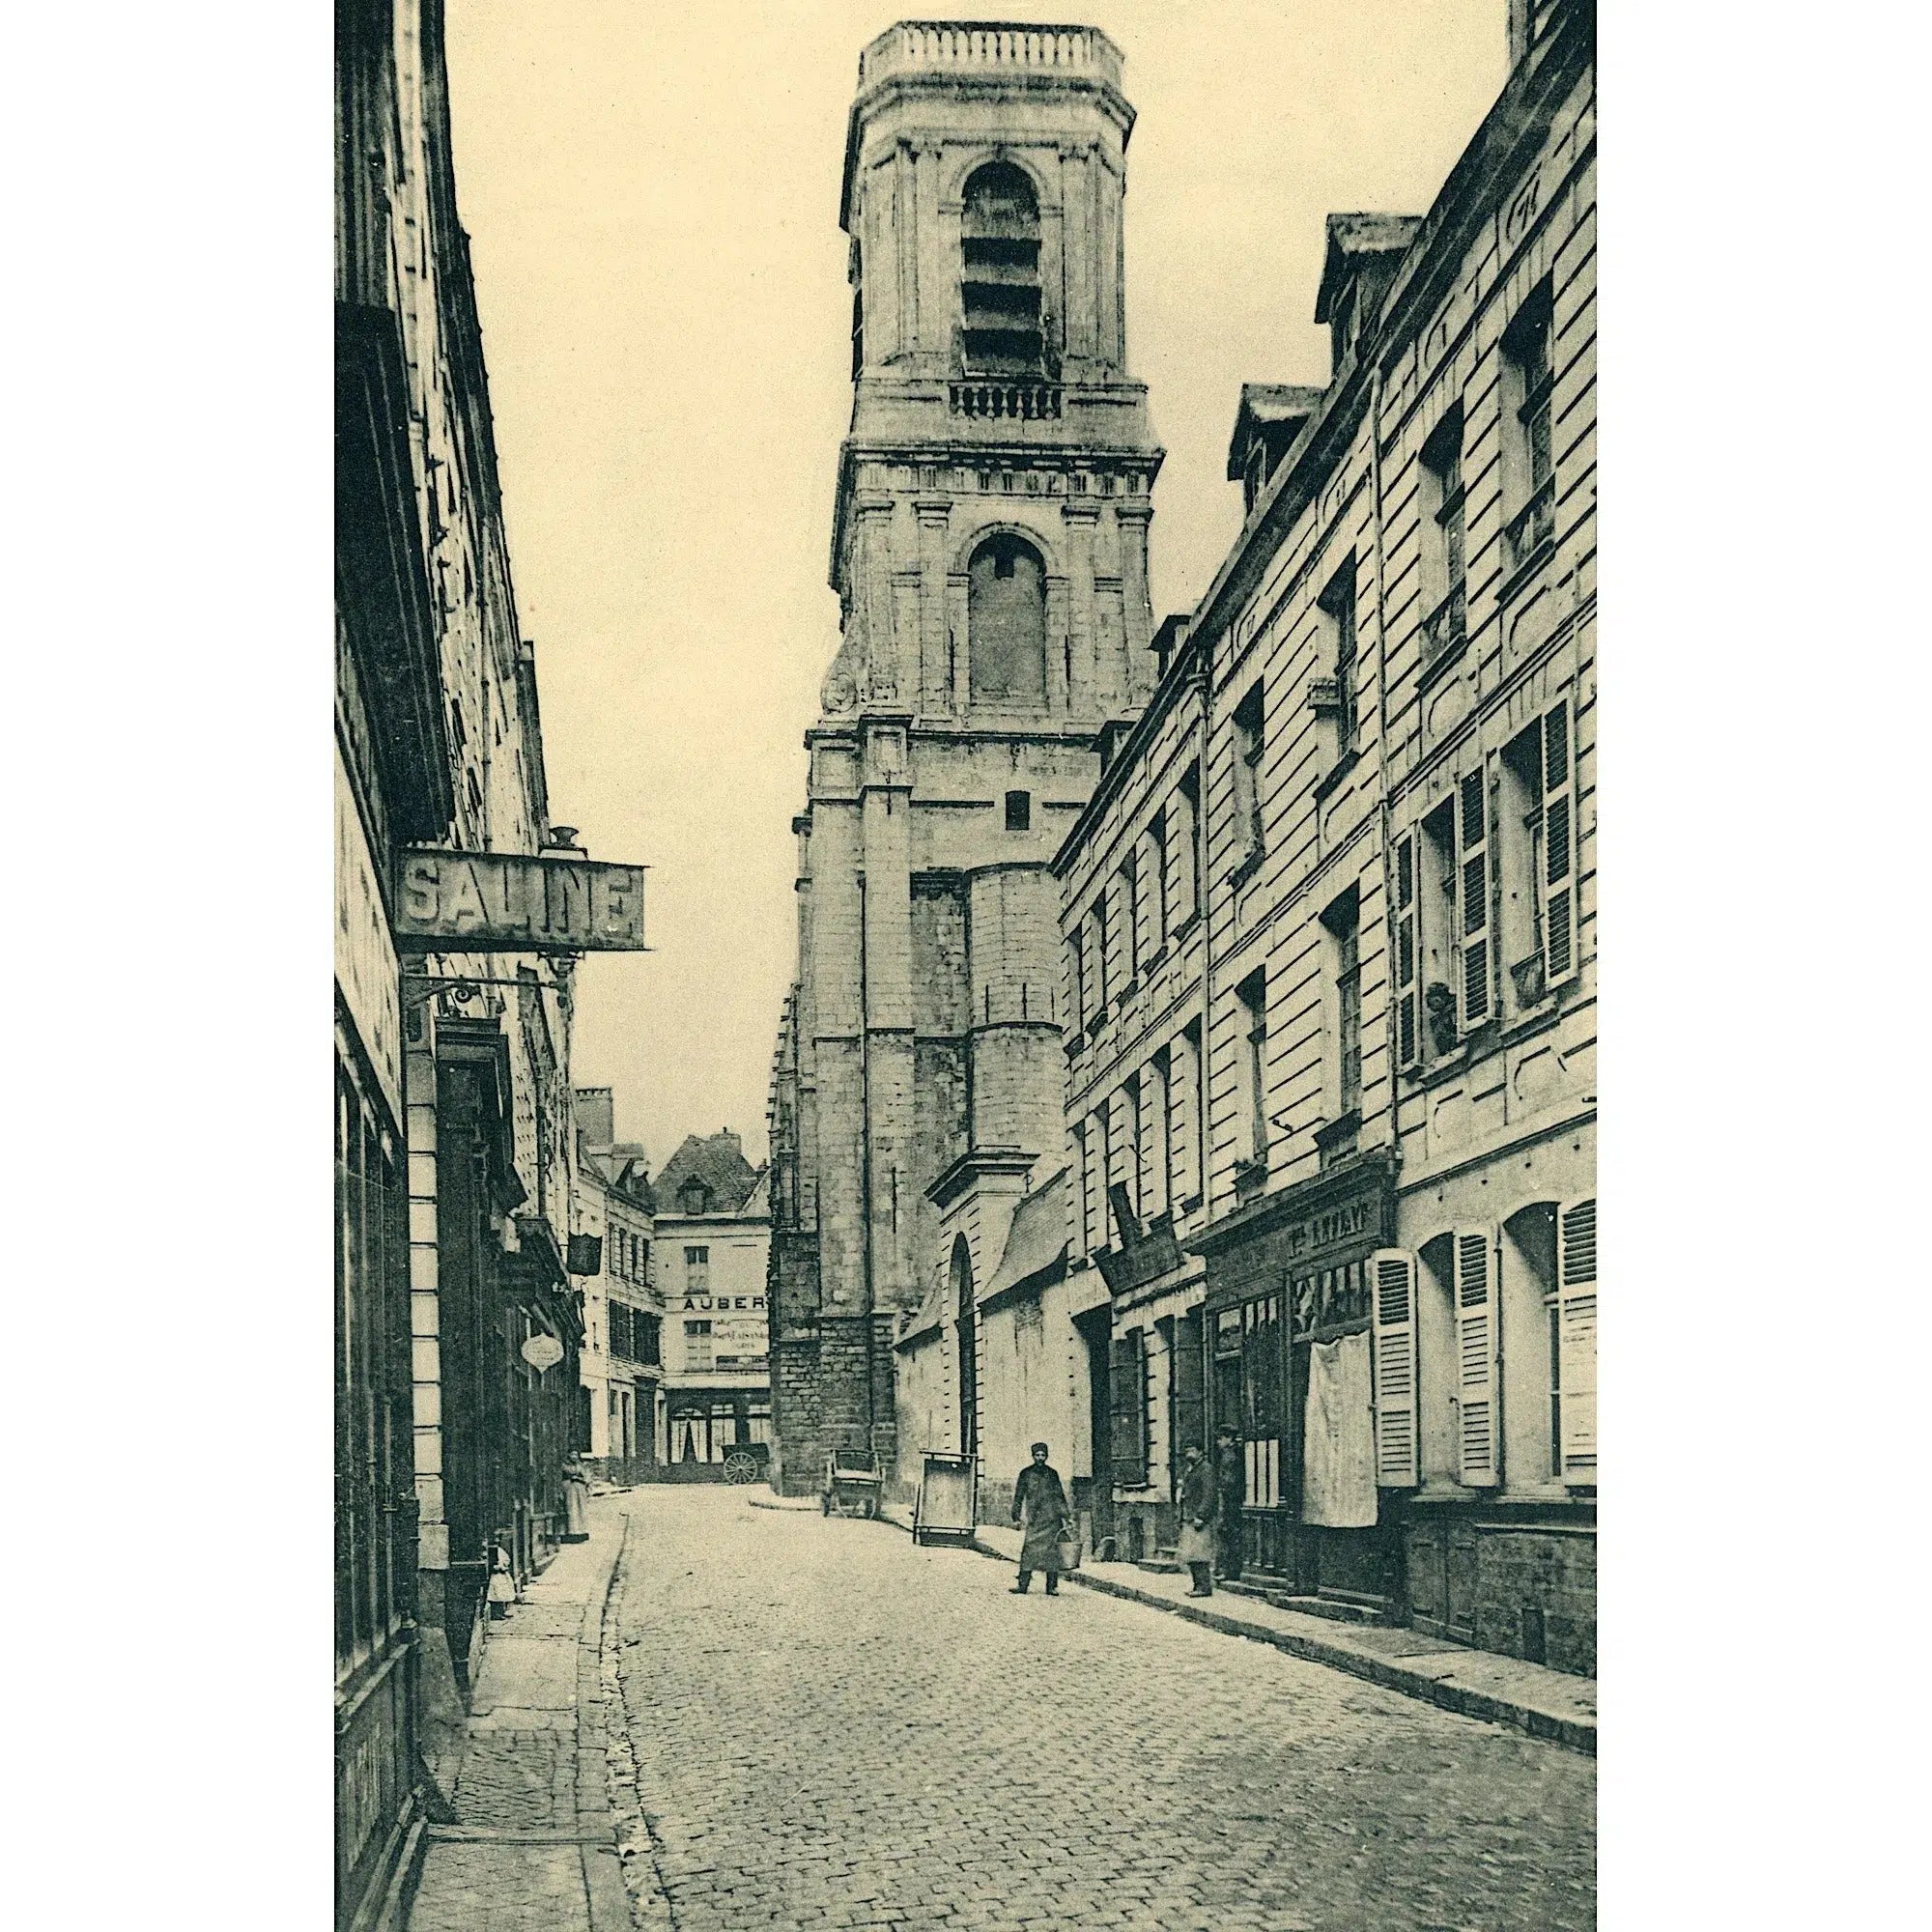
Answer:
[771, 22, 1163, 1492]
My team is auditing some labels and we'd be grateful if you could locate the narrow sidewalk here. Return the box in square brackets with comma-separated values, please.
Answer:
[406, 1498, 632, 1932]
[873, 1498, 1595, 1755]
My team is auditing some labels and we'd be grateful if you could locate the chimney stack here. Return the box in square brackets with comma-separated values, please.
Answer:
[574, 1087, 615, 1149]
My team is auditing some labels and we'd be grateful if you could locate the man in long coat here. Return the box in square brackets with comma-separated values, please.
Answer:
[1177, 1442, 1217, 1597]
[1009, 1441, 1071, 1596]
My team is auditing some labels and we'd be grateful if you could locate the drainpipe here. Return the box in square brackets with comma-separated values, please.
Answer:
[1369, 359, 1401, 1177]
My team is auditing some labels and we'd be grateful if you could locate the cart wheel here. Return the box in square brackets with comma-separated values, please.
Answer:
[723, 1451, 757, 1486]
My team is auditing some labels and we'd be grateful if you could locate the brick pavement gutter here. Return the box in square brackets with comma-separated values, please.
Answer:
[406, 1499, 639, 1932]
[863, 1497, 1595, 1758]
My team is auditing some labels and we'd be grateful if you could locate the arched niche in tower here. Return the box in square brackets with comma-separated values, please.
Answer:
[959, 160, 1045, 377]
[967, 532, 1048, 705]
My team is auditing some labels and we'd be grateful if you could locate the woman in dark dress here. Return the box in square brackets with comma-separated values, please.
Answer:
[1010, 1442, 1071, 1596]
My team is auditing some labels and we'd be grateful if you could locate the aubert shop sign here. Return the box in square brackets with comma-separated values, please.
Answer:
[395, 849, 648, 952]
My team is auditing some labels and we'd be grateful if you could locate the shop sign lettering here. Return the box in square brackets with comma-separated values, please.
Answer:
[394, 849, 647, 952]
[1284, 1196, 1378, 1263]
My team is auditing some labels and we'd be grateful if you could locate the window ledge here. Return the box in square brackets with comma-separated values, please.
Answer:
[1499, 1000, 1565, 1050]
[1227, 847, 1264, 892]
[1415, 632, 1469, 696]
[1311, 745, 1361, 805]
[1171, 909, 1203, 945]
[1497, 536, 1556, 610]
[1312, 1110, 1362, 1154]
[1143, 945, 1169, 974]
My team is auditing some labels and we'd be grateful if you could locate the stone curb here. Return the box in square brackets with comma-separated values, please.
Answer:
[577, 1511, 633, 1932]
[867, 1502, 1595, 1758]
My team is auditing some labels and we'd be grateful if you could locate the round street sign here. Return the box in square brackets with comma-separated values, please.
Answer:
[521, 1333, 565, 1372]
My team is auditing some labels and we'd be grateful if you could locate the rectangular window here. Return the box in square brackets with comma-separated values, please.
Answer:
[1110, 1327, 1150, 1486]
[684, 1245, 709, 1298]
[1393, 829, 1420, 1069]
[1071, 925, 1088, 1029]
[1151, 1046, 1174, 1224]
[1236, 970, 1267, 1173]
[1093, 895, 1110, 1014]
[1118, 1074, 1141, 1221]
[1420, 407, 1466, 668]
[1500, 706, 1577, 1011]
[1005, 788, 1031, 831]
[610, 1303, 632, 1360]
[684, 1320, 714, 1372]
[1122, 852, 1140, 983]
[1503, 280, 1555, 575]
[1232, 685, 1264, 866]
[1322, 890, 1362, 1119]
[1149, 809, 1169, 956]
[1176, 1019, 1204, 1208]
[1320, 557, 1358, 753]
[1175, 762, 1202, 923]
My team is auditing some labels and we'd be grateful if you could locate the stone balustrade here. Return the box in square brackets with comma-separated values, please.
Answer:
[949, 380, 1064, 421]
[858, 21, 1122, 89]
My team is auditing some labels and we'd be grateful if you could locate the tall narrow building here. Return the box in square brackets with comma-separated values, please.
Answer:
[769, 22, 1161, 1494]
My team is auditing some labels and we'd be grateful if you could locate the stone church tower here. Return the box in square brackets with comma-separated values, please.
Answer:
[768, 22, 1161, 1492]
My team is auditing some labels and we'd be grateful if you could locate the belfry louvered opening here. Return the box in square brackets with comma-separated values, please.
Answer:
[960, 161, 1044, 376]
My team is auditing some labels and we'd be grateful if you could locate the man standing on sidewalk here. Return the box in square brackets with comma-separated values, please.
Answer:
[1177, 1443, 1217, 1597]
[1214, 1427, 1244, 1582]
[1010, 1442, 1071, 1596]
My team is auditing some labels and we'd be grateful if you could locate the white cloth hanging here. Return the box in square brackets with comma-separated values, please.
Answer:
[1301, 1331, 1378, 1528]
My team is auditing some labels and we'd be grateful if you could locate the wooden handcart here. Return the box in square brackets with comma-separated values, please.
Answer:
[821, 1446, 883, 1519]
[912, 1449, 978, 1547]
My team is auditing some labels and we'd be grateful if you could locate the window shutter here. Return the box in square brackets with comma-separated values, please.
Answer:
[1454, 1226, 1499, 1486]
[1542, 703, 1577, 985]
[1394, 831, 1419, 1066]
[1171, 1309, 1206, 1487]
[1557, 1198, 1597, 1482]
[1370, 1250, 1419, 1487]
[1458, 769, 1492, 1029]
[1110, 1329, 1148, 1485]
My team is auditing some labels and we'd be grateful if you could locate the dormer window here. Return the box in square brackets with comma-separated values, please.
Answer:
[678, 1179, 711, 1216]
[960, 162, 1044, 377]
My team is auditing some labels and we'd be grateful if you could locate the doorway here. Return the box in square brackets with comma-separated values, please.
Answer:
[1074, 1304, 1114, 1558]
[952, 1236, 978, 1459]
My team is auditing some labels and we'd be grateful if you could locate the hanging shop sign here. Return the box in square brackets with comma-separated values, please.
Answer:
[521, 1333, 565, 1372]
[395, 849, 647, 952]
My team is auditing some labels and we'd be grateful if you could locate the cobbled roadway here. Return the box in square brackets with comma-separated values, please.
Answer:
[610, 1489, 1594, 1932]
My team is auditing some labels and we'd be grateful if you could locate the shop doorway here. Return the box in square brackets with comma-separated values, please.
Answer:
[1074, 1304, 1114, 1558]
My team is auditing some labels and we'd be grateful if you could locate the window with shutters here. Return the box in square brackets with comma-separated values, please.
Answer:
[1457, 767, 1494, 1032]
[1419, 406, 1467, 671]
[1502, 280, 1556, 579]
[1554, 1198, 1597, 1484]
[1370, 1250, 1420, 1487]
[610, 1303, 633, 1361]
[1149, 1046, 1174, 1224]
[1454, 1227, 1499, 1486]
[1393, 828, 1421, 1070]
[1232, 685, 1264, 871]
[1110, 1328, 1150, 1486]
[1499, 701, 1578, 1011]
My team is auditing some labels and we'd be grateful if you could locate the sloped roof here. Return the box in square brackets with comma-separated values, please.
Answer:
[981, 1169, 1069, 1311]
[656, 1131, 763, 1216]
[1226, 383, 1327, 481]
[896, 1269, 949, 1352]
[1314, 212, 1424, 323]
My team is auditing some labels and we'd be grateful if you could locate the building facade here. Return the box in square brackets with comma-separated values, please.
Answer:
[768, 21, 1163, 1498]
[336, 7, 589, 1921]
[652, 1132, 774, 1472]
[886, 0, 1597, 1675]
[573, 1087, 664, 1480]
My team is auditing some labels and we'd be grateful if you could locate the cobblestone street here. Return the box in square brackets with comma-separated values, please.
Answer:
[610, 1489, 1595, 1932]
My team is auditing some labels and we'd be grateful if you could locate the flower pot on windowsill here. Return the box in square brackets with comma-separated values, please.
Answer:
[1509, 954, 1547, 1007]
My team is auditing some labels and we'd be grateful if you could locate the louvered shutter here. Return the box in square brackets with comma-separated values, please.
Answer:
[1171, 1309, 1207, 1486]
[1542, 703, 1577, 985]
[1454, 1227, 1499, 1486]
[1556, 1198, 1597, 1481]
[1458, 768, 1492, 1029]
[1370, 1250, 1419, 1487]
[1393, 832, 1419, 1066]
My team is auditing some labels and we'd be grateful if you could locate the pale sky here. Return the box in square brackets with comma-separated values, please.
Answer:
[443, 0, 1508, 1167]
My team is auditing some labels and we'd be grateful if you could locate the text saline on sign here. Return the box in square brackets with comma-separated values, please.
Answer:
[394, 849, 648, 952]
